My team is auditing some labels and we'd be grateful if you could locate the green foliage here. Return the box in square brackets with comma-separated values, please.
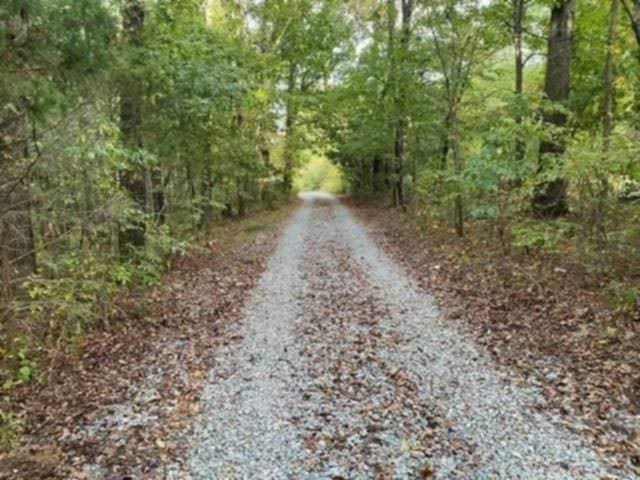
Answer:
[2, 339, 39, 390]
[512, 220, 575, 253]
[23, 254, 121, 347]
[130, 226, 190, 287]
[18, 225, 187, 354]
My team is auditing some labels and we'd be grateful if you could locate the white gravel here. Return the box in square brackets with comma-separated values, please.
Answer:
[172, 201, 312, 479]
[174, 193, 632, 479]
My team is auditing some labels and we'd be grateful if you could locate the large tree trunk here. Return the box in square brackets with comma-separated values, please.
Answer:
[532, 0, 574, 217]
[119, 0, 146, 256]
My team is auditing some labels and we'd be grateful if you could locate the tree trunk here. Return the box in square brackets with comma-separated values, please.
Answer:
[603, 0, 619, 154]
[392, 0, 413, 209]
[372, 155, 385, 194]
[283, 62, 296, 192]
[237, 178, 247, 217]
[450, 108, 464, 237]
[532, 0, 574, 217]
[513, 0, 526, 163]
[394, 124, 406, 207]
[440, 110, 452, 169]
[586, 0, 620, 249]
[152, 168, 165, 224]
[118, 0, 146, 256]
[200, 164, 215, 228]
[624, 0, 640, 46]
[622, 1, 640, 137]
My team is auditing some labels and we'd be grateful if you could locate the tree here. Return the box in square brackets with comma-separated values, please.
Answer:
[511, 0, 533, 163]
[603, 0, 620, 154]
[532, 0, 574, 217]
[118, 0, 147, 255]
[391, 0, 414, 208]
[425, 0, 500, 235]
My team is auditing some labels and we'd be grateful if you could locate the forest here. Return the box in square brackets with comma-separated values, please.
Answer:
[1, 0, 640, 478]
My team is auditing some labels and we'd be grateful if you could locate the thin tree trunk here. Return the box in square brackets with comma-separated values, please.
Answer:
[603, 0, 619, 154]
[372, 155, 384, 193]
[440, 110, 452, 169]
[387, 0, 398, 205]
[186, 161, 196, 204]
[532, 0, 574, 217]
[513, 0, 526, 163]
[392, 0, 413, 209]
[591, 0, 620, 249]
[152, 168, 165, 224]
[623, 0, 640, 46]
[622, 1, 640, 137]
[450, 107, 464, 237]
[200, 164, 215, 228]
[394, 125, 405, 207]
[283, 62, 296, 192]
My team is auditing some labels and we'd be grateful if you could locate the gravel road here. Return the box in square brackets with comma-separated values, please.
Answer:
[174, 194, 632, 479]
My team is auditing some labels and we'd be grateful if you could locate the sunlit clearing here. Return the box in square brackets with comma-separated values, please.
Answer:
[293, 154, 346, 194]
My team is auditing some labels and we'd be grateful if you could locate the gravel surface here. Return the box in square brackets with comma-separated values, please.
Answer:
[176, 194, 632, 479]
[172, 202, 311, 478]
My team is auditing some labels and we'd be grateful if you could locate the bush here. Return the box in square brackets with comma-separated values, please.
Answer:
[512, 220, 575, 253]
